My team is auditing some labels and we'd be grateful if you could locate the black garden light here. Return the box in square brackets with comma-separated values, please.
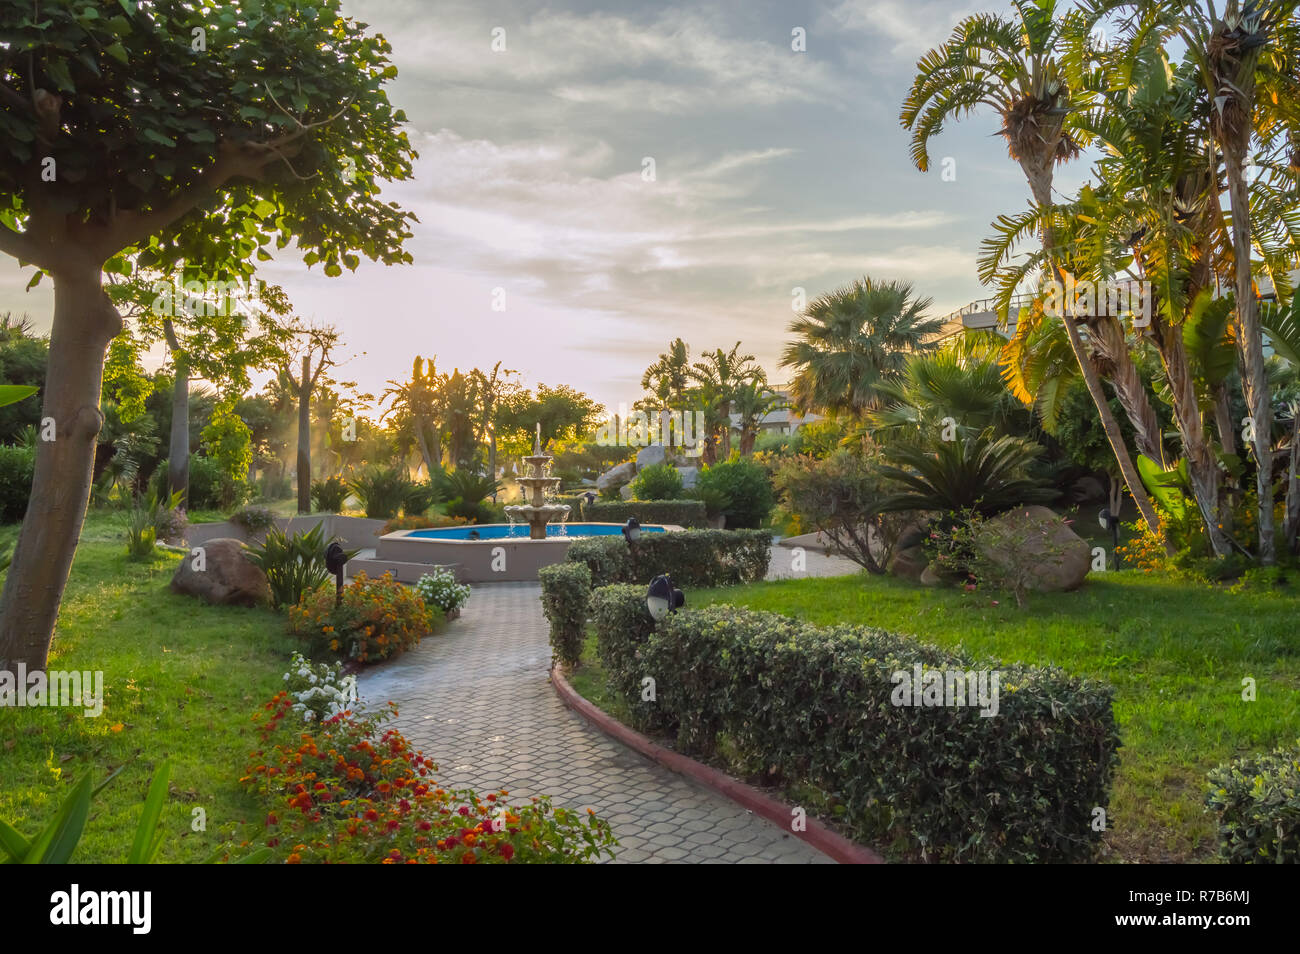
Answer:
[622, 517, 641, 544]
[646, 574, 685, 622]
[325, 541, 348, 606]
[1098, 508, 1120, 568]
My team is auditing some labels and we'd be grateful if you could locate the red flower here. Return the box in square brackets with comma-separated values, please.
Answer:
[498, 844, 515, 861]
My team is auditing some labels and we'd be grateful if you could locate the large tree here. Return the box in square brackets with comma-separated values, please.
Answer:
[282, 324, 342, 514]
[902, 0, 1165, 538]
[0, 0, 416, 671]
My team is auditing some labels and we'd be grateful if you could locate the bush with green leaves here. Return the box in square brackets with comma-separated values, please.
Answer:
[404, 479, 444, 516]
[695, 457, 775, 528]
[349, 465, 414, 520]
[414, 566, 471, 614]
[229, 504, 278, 535]
[188, 453, 244, 511]
[589, 584, 660, 727]
[1206, 741, 1300, 863]
[879, 432, 1057, 516]
[591, 588, 1119, 863]
[580, 499, 707, 528]
[538, 563, 592, 668]
[439, 469, 502, 522]
[565, 528, 770, 587]
[0, 442, 34, 523]
[245, 523, 334, 610]
[629, 463, 684, 501]
[310, 475, 350, 513]
[125, 494, 158, 561]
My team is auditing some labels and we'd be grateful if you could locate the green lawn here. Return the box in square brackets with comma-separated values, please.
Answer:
[689, 568, 1300, 863]
[0, 512, 296, 862]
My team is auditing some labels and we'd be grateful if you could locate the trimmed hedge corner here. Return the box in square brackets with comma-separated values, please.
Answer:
[538, 562, 592, 668]
[565, 528, 770, 587]
[580, 499, 707, 528]
[590, 585, 1120, 863]
[1206, 741, 1300, 863]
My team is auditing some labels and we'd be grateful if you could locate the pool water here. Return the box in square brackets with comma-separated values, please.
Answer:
[403, 523, 668, 541]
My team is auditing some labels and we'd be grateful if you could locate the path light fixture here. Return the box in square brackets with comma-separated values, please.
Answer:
[325, 541, 348, 607]
[1098, 508, 1120, 568]
[646, 574, 685, 622]
[622, 518, 641, 544]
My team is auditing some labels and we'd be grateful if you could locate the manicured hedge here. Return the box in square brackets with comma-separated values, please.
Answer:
[580, 499, 707, 529]
[565, 528, 770, 587]
[1206, 742, 1300, 863]
[538, 562, 592, 668]
[591, 587, 1120, 863]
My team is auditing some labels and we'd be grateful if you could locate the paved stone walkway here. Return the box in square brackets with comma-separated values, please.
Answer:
[357, 577, 835, 864]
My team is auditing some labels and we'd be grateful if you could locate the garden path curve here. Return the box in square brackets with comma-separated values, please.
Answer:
[356, 556, 851, 863]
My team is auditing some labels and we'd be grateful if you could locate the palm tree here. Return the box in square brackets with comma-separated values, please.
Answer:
[690, 342, 764, 461]
[878, 432, 1060, 517]
[902, 0, 1164, 538]
[781, 277, 943, 420]
[730, 380, 787, 455]
[641, 338, 692, 411]
[382, 356, 442, 477]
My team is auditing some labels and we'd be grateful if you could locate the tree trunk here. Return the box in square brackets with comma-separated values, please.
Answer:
[1155, 320, 1232, 556]
[1022, 163, 1163, 541]
[1088, 315, 1165, 465]
[297, 355, 311, 514]
[0, 267, 121, 673]
[163, 320, 189, 507]
[1286, 407, 1300, 554]
[1224, 148, 1275, 563]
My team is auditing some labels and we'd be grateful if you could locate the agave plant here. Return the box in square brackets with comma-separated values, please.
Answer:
[878, 432, 1059, 517]
[245, 523, 334, 610]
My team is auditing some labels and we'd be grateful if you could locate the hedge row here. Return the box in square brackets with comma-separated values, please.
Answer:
[1206, 741, 1300, 863]
[565, 529, 770, 587]
[580, 499, 707, 529]
[589, 585, 1120, 863]
[538, 562, 592, 668]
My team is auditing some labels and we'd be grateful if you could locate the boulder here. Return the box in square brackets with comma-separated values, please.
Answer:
[170, 537, 270, 607]
[919, 564, 943, 586]
[635, 444, 668, 470]
[890, 545, 928, 581]
[596, 460, 636, 492]
[977, 505, 1091, 592]
[619, 482, 634, 499]
[676, 465, 699, 490]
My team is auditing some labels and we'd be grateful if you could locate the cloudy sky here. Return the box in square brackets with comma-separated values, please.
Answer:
[1, 0, 1095, 413]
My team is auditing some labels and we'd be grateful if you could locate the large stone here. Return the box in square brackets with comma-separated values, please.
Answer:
[170, 537, 270, 607]
[635, 444, 668, 470]
[619, 482, 634, 499]
[977, 505, 1091, 592]
[596, 460, 636, 492]
[676, 465, 699, 490]
[890, 545, 928, 581]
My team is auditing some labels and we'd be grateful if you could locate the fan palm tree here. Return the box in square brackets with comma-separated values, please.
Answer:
[730, 380, 787, 456]
[781, 277, 943, 420]
[902, 0, 1165, 538]
[690, 342, 764, 461]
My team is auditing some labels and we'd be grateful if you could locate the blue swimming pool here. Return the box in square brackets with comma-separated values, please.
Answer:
[404, 523, 669, 541]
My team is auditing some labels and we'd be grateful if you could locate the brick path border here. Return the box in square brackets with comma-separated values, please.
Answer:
[551, 665, 884, 864]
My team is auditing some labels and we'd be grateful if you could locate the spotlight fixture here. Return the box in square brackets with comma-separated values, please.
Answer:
[646, 574, 685, 622]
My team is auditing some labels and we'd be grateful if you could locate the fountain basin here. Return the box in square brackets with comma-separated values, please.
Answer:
[361, 522, 678, 582]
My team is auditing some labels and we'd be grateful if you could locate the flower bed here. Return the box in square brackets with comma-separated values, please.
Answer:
[288, 571, 433, 663]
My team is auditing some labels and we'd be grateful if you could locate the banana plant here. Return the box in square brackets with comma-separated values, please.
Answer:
[0, 384, 37, 408]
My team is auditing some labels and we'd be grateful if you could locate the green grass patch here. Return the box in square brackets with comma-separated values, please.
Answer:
[0, 511, 298, 862]
[690, 568, 1300, 863]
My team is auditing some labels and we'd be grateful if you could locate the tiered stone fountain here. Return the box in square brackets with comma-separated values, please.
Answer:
[504, 425, 570, 539]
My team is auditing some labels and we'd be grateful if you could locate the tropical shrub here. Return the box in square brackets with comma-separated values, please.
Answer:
[592, 588, 1120, 863]
[630, 463, 683, 501]
[288, 571, 432, 663]
[200, 398, 254, 509]
[695, 457, 775, 528]
[230, 504, 278, 535]
[189, 453, 243, 511]
[238, 693, 617, 863]
[878, 433, 1058, 516]
[1206, 741, 1300, 864]
[774, 449, 914, 573]
[580, 499, 707, 528]
[282, 651, 358, 723]
[125, 493, 158, 561]
[350, 465, 414, 520]
[565, 529, 771, 587]
[538, 563, 592, 668]
[246, 524, 333, 610]
[154, 503, 188, 544]
[440, 469, 502, 523]
[0, 443, 34, 523]
[589, 584, 661, 729]
[404, 479, 444, 516]
[414, 567, 471, 614]
[382, 514, 433, 534]
[310, 475, 350, 513]
[927, 509, 1078, 606]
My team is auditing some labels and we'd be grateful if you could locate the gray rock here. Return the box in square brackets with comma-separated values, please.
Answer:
[170, 537, 270, 607]
[619, 482, 635, 499]
[977, 505, 1091, 592]
[890, 545, 928, 581]
[676, 465, 699, 490]
[596, 460, 637, 492]
[635, 444, 668, 470]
